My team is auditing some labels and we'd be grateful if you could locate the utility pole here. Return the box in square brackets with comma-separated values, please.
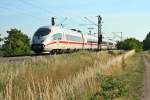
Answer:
[82, 15, 103, 50]
[97, 15, 102, 50]
[51, 17, 56, 26]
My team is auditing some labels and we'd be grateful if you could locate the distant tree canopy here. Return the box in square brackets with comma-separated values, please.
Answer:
[2, 28, 31, 56]
[0, 34, 3, 42]
[0, 34, 3, 56]
[0, 34, 3, 48]
[143, 32, 150, 51]
[117, 38, 143, 52]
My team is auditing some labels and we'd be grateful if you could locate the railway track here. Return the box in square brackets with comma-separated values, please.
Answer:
[0, 50, 120, 62]
[0, 51, 77, 62]
[0, 53, 52, 62]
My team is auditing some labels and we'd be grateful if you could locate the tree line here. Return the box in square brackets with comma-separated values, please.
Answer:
[117, 32, 150, 52]
[0, 28, 150, 56]
[0, 29, 31, 56]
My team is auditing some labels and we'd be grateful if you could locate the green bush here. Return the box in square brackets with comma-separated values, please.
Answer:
[117, 38, 143, 52]
[1, 28, 31, 56]
[90, 57, 145, 100]
[91, 74, 129, 100]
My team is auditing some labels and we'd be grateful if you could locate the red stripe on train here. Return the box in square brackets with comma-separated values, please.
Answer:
[45, 41, 97, 46]
[45, 41, 56, 46]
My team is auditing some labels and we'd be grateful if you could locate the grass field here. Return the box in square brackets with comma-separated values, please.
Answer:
[0, 50, 144, 100]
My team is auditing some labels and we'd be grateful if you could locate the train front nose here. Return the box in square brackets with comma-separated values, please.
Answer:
[31, 44, 45, 53]
[31, 27, 51, 53]
[31, 36, 46, 53]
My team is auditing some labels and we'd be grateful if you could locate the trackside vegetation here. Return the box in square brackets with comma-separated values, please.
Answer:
[89, 54, 145, 100]
[117, 32, 150, 52]
[117, 38, 143, 52]
[0, 50, 145, 100]
[0, 28, 31, 56]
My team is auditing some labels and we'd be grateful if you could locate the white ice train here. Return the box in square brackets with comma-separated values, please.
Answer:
[31, 26, 116, 54]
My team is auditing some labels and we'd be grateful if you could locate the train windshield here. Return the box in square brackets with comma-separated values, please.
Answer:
[34, 28, 51, 37]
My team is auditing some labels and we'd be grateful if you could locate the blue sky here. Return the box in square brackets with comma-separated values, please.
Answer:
[0, 0, 150, 41]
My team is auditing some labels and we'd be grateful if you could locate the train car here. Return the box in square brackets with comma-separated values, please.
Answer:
[84, 35, 98, 50]
[32, 26, 84, 53]
[31, 26, 116, 54]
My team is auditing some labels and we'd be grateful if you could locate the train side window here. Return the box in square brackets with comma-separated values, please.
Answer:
[66, 35, 82, 42]
[52, 33, 62, 40]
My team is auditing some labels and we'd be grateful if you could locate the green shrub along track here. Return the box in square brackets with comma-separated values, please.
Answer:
[89, 53, 145, 100]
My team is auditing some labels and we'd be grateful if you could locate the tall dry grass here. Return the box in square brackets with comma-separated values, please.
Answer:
[0, 50, 135, 100]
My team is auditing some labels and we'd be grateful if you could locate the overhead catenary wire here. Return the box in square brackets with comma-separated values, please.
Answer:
[0, 1, 101, 33]
[0, 3, 82, 30]
[56, 17, 68, 28]
[15, 0, 71, 26]
[16, 0, 65, 19]
[84, 17, 98, 26]
[2, 0, 92, 29]
[0, 1, 62, 23]
[0, 5, 49, 22]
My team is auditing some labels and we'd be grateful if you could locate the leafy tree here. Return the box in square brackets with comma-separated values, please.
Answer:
[0, 34, 3, 49]
[117, 38, 143, 52]
[143, 32, 150, 51]
[2, 28, 31, 56]
[0, 34, 3, 56]
[0, 34, 3, 42]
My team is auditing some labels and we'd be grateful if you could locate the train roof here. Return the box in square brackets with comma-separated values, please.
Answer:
[38, 26, 51, 29]
[38, 26, 82, 33]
